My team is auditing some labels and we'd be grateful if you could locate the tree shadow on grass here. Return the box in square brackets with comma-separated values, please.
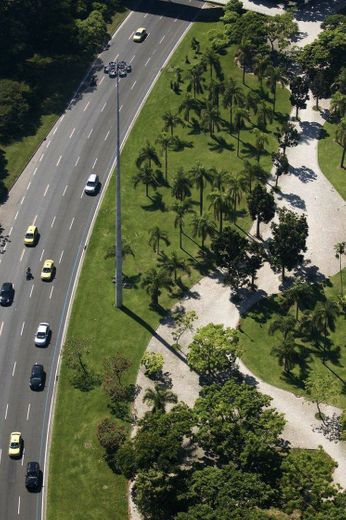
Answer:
[120, 305, 189, 366]
[208, 134, 234, 153]
[245, 294, 284, 324]
[141, 192, 167, 212]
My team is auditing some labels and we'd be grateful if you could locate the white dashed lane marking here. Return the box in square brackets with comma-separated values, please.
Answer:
[92, 158, 98, 169]
[14, 211, 19, 221]
[62, 185, 68, 196]
[27, 181, 31, 191]
[104, 130, 110, 141]
[59, 250, 64, 264]
[29, 285, 34, 298]
[40, 249, 45, 261]
[0, 321, 3, 336]
[160, 35, 165, 44]
[20, 322, 25, 336]
[26, 404, 31, 421]
[69, 128, 75, 138]
[43, 184, 49, 197]
[12, 362, 16, 377]
[75, 156, 80, 167]
[49, 286, 54, 300]
[69, 217, 75, 230]
[83, 101, 90, 111]
[51, 216, 56, 228]
[101, 102, 107, 112]
[39, 153, 44, 162]
[145, 58, 150, 67]
[56, 155, 62, 166]
[33, 214, 38, 225]
[87, 128, 93, 139]
[131, 81, 136, 90]
[5, 404, 8, 420]
[33, 167, 37, 176]
[20, 249, 25, 262]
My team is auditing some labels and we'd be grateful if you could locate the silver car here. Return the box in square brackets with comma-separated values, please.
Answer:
[34, 323, 50, 347]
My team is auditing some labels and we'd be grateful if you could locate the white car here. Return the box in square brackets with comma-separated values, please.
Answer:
[35, 322, 50, 346]
[133, 27, 147, 43]
[84, 173, 99, 195]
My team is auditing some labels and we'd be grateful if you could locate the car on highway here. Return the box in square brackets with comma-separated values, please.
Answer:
[104, 64, 109, 74]
[109, 68, 116, 78]
[41, 259, 55, 281]
[84, 173, 99, 195]
[24, 225, 38, 246]
[133, 27, 147, 42]
[119, 67, 127, 77]
[25, 462, 41, 491]
[0, 282, 14, 306]
[34, 322, 50, 346]
[126, 63, 132, 73]
[30, 363, 45, 390]
[8, 432, 23, 458]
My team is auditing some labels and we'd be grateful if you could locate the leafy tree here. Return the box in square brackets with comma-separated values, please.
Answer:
[132, 164, 159, 198]
[171, 308, 198, 349]
[141, 268, 172, 307]
[191, 36, 200, 54]
[189, 163, 213, 215]
[0, 79, 31, 141]
[236, 38, 252, 84]
[279, 448, 338, 514]
[143, 385, 178, 414]
[252, 129, 269, 163]
[157, 250, 190, 283]
[269, 208, 309, 280]
[282, 282, 314, 320]
[136, 141, 161, 169]
[63, 337, 96, 391]
[187, 323, 240, 378]
[191, 212, 216, 247]
[272, 151, 289, 187]
[330, 92, 346, 120]
[155, 133, 171, 180]
[245, 241, 264, 290]
[208, 188, 230, 233]
[211, 226, 249, 290]
[162, 111, 184, 136]
[171, 167, 192, 201]
[102, 353, 133, 415]
[222, 77, 245, 129]
[277, 121, 299, 154]
[141, 352, 164, 379]
[75, 10, 108, 55]
[305, 373, 341, 423]
[335, 117, 346, 168]
[271, 332, 299, 373]
[234, 107, 250, 156]
[310, 70, 330, 110]
[172, 199, 193, 248]
[194, 379, 285, 470]
[335, 241, 346, 295]
[265, 13, 298, 51]
[290, 76, 310, 119]
[133, 468, 179, 520]
[148, 226, 170, 254]
[97, 418, 125, 454]
[247, 185, 275, 238]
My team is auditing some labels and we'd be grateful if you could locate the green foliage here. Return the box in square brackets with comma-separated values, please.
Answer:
[143, 385, 178, 413]
[247, 185, 275, 238]
[141, 352, 164, 379]
[96, 417, 125, 454]
[171, 308, 198, 348]
[187, 323, 240, 377]
[75, 10, 108, 55]
[211, 226, 249, 290]
[305, 372, 341, 421]
[0, 79, 31, 142]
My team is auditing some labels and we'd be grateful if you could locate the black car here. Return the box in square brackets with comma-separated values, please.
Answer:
[30, 364, 45, 390]
[0, 282, 14, 306]
[126, 64, 132, 73]
[109, 68, 116, 78]
[25, 462, 40, 491]
[118, 68, 127, 77]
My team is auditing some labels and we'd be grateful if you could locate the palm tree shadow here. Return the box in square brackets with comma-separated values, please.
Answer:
[208, 135, 234, 153]
[141, 192, 168, 212]
[120, 305, 189, 366]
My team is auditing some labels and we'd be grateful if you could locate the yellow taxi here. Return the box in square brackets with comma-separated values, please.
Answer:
[24, 225, 38, 246]
[9, 432, 22, 458]
[41, 259, 55, 281]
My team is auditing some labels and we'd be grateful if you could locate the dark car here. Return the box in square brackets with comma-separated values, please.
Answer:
[0, 282, 14, 306]
[126, 64, 132, 73]
[30, 364, 45, 390]
[25, 462, 40, 491]
[118, 68, 127, 77]
[109, 68, 116, 78]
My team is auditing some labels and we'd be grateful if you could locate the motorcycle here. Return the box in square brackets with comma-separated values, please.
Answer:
[26, 267, 31, 280]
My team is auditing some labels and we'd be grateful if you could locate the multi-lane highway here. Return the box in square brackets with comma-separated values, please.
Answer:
[0, 1, 204, 518]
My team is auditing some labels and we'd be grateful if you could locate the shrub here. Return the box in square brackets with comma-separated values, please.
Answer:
[141, 352, 164, 379]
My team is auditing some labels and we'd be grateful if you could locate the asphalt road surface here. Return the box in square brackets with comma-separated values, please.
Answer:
[0, 1, 205, 518]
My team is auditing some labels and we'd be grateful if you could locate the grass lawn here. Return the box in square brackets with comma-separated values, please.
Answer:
[0, 9, 129, 195]
[47, 15, 291, 520]
[318, 121, 346, 201]
[240, 269, 346, 408]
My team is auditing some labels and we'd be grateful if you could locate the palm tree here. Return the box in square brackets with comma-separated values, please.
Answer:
[148, 226, 170, 254]
[253, 53, 270, 88]
[189, 163, 213, 215]
[132, 164, 159, 198]
[186, 64, 204, 98]
[202, 46, 220, 79]
[311, 299, 339, 351]
[271, 333, 298, 373]
[334, 241, 346, 296]
[191, 212, 216, 247]
[200, 99, 221, 137]
[157, 251, 190, 283]
[227, 174, 248, 222]
[256, 102, 273, 130]
[208, 188, 230, 233]
[162, 111, 184, 137]
[335, 117, 346, 168]
[143, 385, 178, 413]
[245, 90, 261, 115]
[268, 315, 296, 339]
[172, 199, 193, 248]
[155, 133, 171, 180]
[171, 168, 192, 201]
[282, 282, 313, 320]
[234, 107, 250, 157]
[252, 128, 269, 163]
[241, 160, 268, 193]
[210, 167, 230, 190]
[266, 66, 286, 111]
[136, 141, 161, 169]
[104, 239, 135, 260]
[330, 91, 346, 120]
[223, 78, 245, 130]
[236, 38, 252, 84]
[178, 94, 201, 123]
[141, 268, 172, 307]
[207, 79, 224, 109]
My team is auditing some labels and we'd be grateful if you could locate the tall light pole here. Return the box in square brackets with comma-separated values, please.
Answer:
[115, 61, 122, 308]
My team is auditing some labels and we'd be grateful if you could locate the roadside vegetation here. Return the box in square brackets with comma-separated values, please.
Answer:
[0, 0, 128, 199]
[47, 2, 297, 518]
